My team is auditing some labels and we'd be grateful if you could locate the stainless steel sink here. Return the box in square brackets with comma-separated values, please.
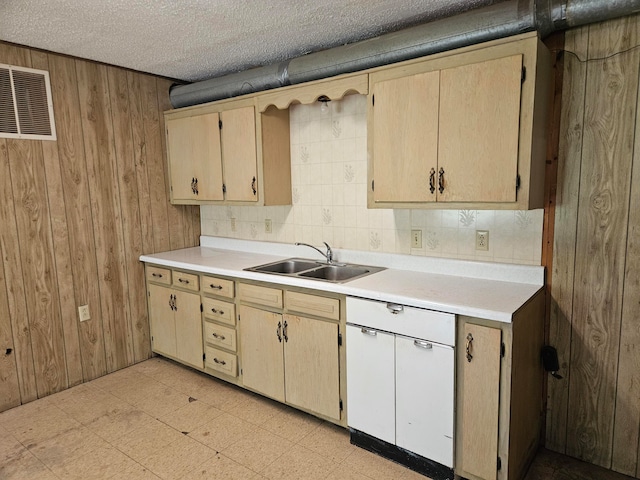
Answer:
[244, 258, 385, 283]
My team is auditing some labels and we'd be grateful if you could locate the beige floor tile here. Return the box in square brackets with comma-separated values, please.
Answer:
[178, 453, 260, 480]
[260, 443, 338, 480]
[158, 398, 224, 433]
[130, 382, 193, 418]
[27, 424, 108, 468]
[113, 420, 186, 461]
[84, 405, 157, 443]
[4, 404, 81, 447]
[191, 379, 253, 412]
[109, 461, 162, 480]
[189, 412, 258, 451]
[137, 435, 217, 480]
[89, 366, 148, 394]
[342, 447, 411, 480]
[261, 406, 322, 443]
[0, 449, 58, 480]
[221, 427, 293, 472]
[298, 421, 356, 463]
[0, 431, 25, 462]
[51, 384, 130, 425]
[48, 443, 141, 479]
[325, 464, 375, 480]
[226, 395, 285, 426]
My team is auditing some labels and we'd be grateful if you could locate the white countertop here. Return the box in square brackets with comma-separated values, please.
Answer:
[140, 237, 545, 323]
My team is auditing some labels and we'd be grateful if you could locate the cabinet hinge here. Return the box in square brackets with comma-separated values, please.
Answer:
[516, 174, 521, 191]
[203, 353, 206, 360]
[200, 303, 203, 313]
[497, 456, 502, 471]
[372, 94, 375, 106]
[521, 66, 526, 83]
[371, 180, 374, 191]
[501, 342, 506, 358]
[338, 333, 342, 346]
[222, 184, 226, 194]
[219, 119, 222, 129]
[339, 399, 343, 411]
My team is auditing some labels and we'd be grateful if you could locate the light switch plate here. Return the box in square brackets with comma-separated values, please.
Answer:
[265, 219, 272, 234]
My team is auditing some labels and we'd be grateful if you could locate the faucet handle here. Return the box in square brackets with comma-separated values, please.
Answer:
[323, 242, 333, 263]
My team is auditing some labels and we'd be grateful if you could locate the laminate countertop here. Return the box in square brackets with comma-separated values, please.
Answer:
[140, 237, 545, 323]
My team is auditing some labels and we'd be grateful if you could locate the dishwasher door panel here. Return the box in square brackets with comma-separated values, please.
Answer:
[395, 335, 455, 468]
[346, 324, 395, 444]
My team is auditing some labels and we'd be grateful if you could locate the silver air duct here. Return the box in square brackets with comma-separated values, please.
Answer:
[170, 0, 640, 108]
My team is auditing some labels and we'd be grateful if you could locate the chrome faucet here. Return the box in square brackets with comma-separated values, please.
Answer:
[295, 242, 333, 264]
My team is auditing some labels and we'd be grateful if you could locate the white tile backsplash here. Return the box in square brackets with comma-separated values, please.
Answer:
[201, 94, 543, 265]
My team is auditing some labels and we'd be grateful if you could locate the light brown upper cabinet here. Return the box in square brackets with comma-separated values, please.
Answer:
[165, 97, 291, 205]
[368, 32, 550, 210]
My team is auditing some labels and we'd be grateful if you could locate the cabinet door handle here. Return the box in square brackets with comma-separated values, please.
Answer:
[251, 176, 257, 196]
[466, 333, 473, 362]
[173, 295, 177, 311]
[414, 339, 433, 349]
[209, 284, 223, 290]
[429, 168, 436, 194]
[211, 332, 226, 341]
[152, 272, 163, 278]
[168, 294, 174, 310]
[213, 357, 226, 366]
[276, 321, 282, 342]
[283, 320, 288, 342]
[360, 328, 377, 336]
[178, 278, 190, 285]
[438, 167, 445, 194]
[386, 303, 403, 315]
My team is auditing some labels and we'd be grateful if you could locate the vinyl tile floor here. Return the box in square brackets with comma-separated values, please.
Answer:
[1, 357, 633, 480]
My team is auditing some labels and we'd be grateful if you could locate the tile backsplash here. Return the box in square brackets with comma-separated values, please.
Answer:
[201, 95, 543, 265]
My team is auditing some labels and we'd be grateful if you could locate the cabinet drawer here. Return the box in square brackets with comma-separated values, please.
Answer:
[202, 275, 234, 298]
[172, 271, 200, 292]
[238, 283, 283, 308]
[204, 322, 237, 352]
[203, 298, 236, 326]
[205, 346, 237, 377]
[285, 291, 340, 321]
[146, 266, 171, 285]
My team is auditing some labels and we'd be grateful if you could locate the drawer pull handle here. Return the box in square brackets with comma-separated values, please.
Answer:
[211, 332, 226, 341]
[178, 278, 190, 284]
[414, 340, 433, 349]
[276, 321, 282, 342]
[466, 333, 473, 362]
[210, 284, 223, 290]
[213, 357, 226, 366]
[152, 273, 163, 278]
[386, 303, 403, 315]
[361, 328, 377, 336]
[210, 308, 224, 315]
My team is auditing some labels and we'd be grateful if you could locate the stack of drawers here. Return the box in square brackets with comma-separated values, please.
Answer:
[202, 275, 238, 378]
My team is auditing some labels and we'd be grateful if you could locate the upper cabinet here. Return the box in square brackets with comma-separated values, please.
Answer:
[165, 97, 291, 205]
[368, 33, 551, 210]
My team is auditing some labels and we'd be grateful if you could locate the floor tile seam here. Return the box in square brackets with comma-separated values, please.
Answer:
[12, 447, 61, 478]
[219, 426, 292, 474]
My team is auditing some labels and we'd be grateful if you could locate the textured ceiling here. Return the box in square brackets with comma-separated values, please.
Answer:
[0, 0, 504, 82]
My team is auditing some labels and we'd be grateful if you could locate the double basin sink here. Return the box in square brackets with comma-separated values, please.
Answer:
[244, 258, 385, 283]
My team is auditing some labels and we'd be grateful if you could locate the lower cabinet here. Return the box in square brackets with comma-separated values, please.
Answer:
[147, 283, 203, 369]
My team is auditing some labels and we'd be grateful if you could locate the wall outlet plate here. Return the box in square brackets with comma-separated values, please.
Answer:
[265, 219, 272, 234]
[476, 230, 489, 251]
[411, 229, 422, 249]
[78, 305, 90, 322]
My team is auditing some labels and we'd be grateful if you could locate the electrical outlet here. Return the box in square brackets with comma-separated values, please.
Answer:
[476, 230, 489, 251]
[265, 219, 272, 234]
[411, 229, 423, 249]
[78, 305, 90, 322]
[230, 217, 236, 232]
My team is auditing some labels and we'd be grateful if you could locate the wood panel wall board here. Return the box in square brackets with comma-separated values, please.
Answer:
[48, 54, 107, 381]
[107, 67, 150, 363]
[547, 26, 589, 454]
[7, 138, 68, 396]
[141, 75, 171, 253]
[76, 60, 134, 373]
[0, 144, 22, 411]
[30, 50, 84, 388]
[566, 16, 639, 467]
[0, 43, 39, 403]
[612, 49, 640, 476]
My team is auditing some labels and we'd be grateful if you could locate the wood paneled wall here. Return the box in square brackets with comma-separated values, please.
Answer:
[0, 42, 200, 412]
[547, 14, 640, 477]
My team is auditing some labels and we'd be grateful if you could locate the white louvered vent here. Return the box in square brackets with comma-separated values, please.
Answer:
[0, 64, 56, 141]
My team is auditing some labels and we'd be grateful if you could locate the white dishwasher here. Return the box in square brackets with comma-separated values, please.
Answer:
[346, 297, 455, 479]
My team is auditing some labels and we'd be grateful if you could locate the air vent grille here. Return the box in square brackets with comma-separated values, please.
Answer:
[0, 64, 56, 141]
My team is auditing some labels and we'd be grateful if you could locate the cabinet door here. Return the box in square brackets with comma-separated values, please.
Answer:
[345, 324, 395, 444]
[148, 284, 177, 358]
[396, 336, 454, 468]
[220, 107, 258, 202]
[166, 113, 224, 201]
[283, 314, 340, 420]
[438, 55, 522, 203]
[174, 289, 204, 369]
[458, 323, 502, 480]
[238, 305, 285, 401]
[371, 70, 439, 203]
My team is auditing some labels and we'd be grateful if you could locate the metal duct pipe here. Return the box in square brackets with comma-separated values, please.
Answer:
[170, 0, 640, 108]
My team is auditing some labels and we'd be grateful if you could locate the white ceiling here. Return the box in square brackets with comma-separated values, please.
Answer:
[0, 1, 504, 83]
